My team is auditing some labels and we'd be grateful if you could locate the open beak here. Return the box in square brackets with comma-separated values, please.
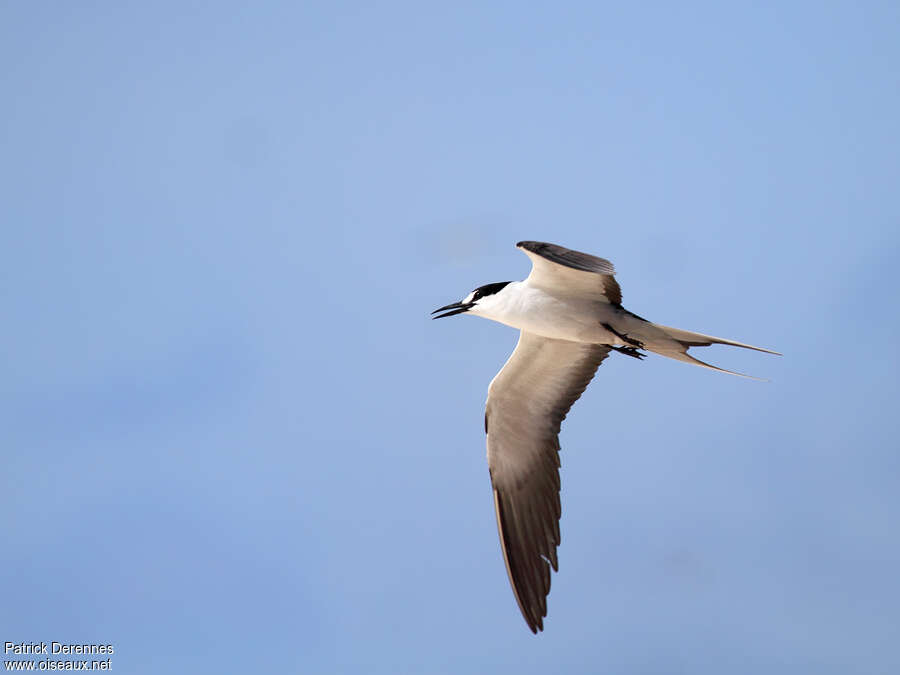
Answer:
[431, 301, 471, 319]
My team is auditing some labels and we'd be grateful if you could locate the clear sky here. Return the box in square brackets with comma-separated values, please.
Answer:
[2, 2, 899, 673]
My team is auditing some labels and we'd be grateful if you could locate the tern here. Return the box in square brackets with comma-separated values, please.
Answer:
[433, 241, 779, 633]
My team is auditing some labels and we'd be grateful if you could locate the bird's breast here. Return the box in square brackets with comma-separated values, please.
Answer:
[490, 290, 621, 344]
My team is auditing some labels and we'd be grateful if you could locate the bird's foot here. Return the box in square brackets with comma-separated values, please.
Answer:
[610, 346, 646, 360]
[602, 323, 645, 349]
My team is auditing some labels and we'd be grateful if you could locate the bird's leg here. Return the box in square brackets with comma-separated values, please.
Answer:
[602, 322, 645, 349]
[610, 345, 646, 360]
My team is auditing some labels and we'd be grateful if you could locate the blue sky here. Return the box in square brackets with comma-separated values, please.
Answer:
[2, 2, 899, 673]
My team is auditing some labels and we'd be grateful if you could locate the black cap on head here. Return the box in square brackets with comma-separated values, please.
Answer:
[470, 281, 511, 300]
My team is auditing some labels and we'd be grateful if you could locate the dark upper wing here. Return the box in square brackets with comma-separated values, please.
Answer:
[516, 240, 622, 305]
[485, 331, 611, 632]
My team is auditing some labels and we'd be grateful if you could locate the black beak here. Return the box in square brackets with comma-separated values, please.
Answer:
[431, 301, 471, 319]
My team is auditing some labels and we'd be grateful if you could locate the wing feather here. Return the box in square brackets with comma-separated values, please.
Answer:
[486, 332, 610, 632]
[517, 240, 622, 304]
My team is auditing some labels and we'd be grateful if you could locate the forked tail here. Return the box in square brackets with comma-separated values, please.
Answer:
[642, 323, 780, 380]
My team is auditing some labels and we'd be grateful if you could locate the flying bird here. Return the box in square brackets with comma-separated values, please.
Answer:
[432, 241, 779, 633]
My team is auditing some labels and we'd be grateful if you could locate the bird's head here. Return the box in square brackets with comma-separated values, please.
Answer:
[432, 281, 512, 319]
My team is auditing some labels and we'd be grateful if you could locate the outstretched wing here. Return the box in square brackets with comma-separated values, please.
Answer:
[517, 240, 622, 304]
[486, 331, 611, 632]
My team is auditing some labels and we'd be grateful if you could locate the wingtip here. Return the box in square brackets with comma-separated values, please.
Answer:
[493, 488, 550, 634]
